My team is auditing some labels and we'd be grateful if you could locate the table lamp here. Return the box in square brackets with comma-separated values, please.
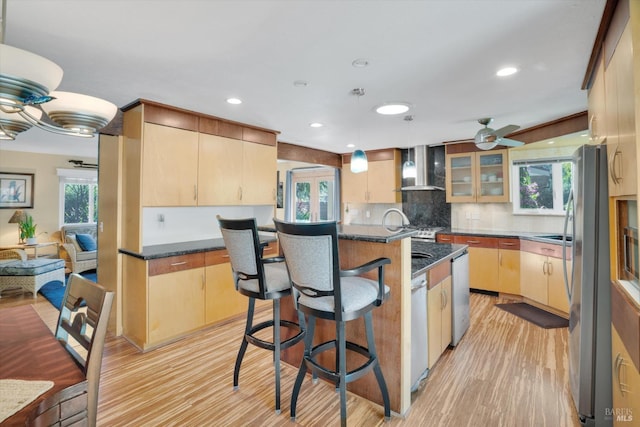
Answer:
[8, 210, 27, 243]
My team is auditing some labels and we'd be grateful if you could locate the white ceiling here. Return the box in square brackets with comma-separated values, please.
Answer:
[0, 0, 606, 158]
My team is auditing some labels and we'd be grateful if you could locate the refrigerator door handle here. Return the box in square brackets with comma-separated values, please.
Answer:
[563, 189, 575, 302]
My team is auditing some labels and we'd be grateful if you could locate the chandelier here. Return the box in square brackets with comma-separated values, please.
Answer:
[0, 1, 117, 140]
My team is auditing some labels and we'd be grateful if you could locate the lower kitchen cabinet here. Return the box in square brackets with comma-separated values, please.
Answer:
[427, 262, 452, 369]
[497, 238, 520, 295]
[611, 325, 640, 426]
[205, 252, 245, 324]
[520, 240, 571, 314]
[148, 267, 205, 344]
[443, 235, 498, 292]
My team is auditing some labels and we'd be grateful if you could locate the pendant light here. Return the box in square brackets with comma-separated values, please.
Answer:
[0, 0, 117, 140]
[402, 115, 416, 179]
[350, 88, 368, 173]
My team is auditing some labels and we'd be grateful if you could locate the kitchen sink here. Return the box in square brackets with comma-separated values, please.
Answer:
[535, 234, 572, 242]
[411, 250, 434, 259]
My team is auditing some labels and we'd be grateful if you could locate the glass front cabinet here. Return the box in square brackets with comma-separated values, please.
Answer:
[446, 149, 510, 203]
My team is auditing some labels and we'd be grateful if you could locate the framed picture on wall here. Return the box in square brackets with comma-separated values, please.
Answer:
[0, 172, 34, 209]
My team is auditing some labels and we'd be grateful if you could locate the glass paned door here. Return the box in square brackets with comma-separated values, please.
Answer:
[291, 171, 336, 222]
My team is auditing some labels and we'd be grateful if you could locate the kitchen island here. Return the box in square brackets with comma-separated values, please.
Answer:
[258, 223, 467, 416]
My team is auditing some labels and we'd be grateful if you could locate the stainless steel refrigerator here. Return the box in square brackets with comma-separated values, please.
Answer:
[564, 144, 612, 426]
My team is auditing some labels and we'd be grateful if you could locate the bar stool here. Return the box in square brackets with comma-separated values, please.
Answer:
[217, 216, 304, 414]
[274, 219, 391, 426]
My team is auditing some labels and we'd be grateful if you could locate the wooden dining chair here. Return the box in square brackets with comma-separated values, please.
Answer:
[55, 273, 114, 426]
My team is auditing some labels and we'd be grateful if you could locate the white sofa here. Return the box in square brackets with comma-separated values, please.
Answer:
[60, 224, 98, 274]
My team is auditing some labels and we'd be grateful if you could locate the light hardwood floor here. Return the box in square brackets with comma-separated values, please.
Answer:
[0, 289, 580, 426]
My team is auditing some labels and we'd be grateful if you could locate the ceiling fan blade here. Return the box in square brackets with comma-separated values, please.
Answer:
[498, 137, 524, 147]
[493, 124, 520, 138]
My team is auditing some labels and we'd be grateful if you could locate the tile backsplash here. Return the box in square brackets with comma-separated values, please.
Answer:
[451, 203, 566, 233]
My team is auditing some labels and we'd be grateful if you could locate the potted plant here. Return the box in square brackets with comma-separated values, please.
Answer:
[19, 214, 38, 245]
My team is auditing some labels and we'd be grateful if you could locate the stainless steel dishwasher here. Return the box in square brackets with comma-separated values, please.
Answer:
[410, 272, 428, 391]
[451, 251, 470, 346]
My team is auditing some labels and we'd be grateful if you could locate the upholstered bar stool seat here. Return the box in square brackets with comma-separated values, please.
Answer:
[217, 216, 304, 414]
[274, 219, 391, 427]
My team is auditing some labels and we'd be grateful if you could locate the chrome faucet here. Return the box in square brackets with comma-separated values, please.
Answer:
[382, 208, 410, 227]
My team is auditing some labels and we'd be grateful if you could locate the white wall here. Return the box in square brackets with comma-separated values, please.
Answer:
[142, 205, 275, 246]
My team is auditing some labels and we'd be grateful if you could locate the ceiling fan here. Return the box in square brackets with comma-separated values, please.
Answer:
[474, 118, 523, 150]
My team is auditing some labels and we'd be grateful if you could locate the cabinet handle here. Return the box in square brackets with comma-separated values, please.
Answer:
[238, 187, 243, 201]
[443, 289, 448, 308]
[171, 261, 187, 266]
[499, 253, 502, 266]
[202, 273, 205, 289]
[615, 353, 629, 395]
[610, 149, 623, 184]
[589, 115, 598, 142]
[194, 185, 197, 201]
[542, 261, 547, 275]
[222, 254, 230, 258]
[439, 237, 452, 242]
[501, 242, 516, 247]
[441, 291, 445, 309]
[547, 260, 553, 275]
[466, 240, 481, 244]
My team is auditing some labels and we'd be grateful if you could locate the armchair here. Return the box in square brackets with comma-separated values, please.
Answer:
[59, 224, 98, 274]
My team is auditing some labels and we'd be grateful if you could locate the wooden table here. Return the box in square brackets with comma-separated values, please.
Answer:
[0, 305, 88, 425]
[0, 242, 59, 259]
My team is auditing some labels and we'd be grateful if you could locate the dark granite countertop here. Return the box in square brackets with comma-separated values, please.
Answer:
[410, 240, 468, 277]
[437, 228, 573, 246]
[257, 223, 417, 243]
[119, 234, 276, 260]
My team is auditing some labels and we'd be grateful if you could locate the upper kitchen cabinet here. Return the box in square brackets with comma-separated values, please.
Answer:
[588, 54, 606, 144]
[142, 123, 200, 206]
[446, 149, 509, 203]
[342, 148, 401, 204]
[124, 100, 278, 208]
[198, 130, 277, 206]
[604, 18, 637, 197]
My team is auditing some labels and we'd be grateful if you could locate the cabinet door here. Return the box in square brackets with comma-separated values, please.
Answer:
[612, 24, 636, 197]
[498, 249, 521, 295]
[520, 252, 548, 305]
[342, 165, 368, 203]
[440, 277, 452, 351]
[547, 257, 570, 314]
[198, 134, 243, 205]
[142, 123, 199, 206]
[205, 262, 247, 324]
[612, 325, 640, 426]
[367, 159, 400, 203]
[427, 282, 442, 369]
[468, 247, 499, 291]
[243, 142, 277, 205]
[148, 268, 205, 343]
[588, 54, 606, 143]
[446, 153, 476, 203]
[476, 150, 509, 203]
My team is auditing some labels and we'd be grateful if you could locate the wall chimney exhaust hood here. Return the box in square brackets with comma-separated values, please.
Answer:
[401, 145, 444, 191]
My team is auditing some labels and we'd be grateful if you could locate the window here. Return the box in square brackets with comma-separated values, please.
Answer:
[286, 167, 340, 222]
[57, 168, 98, 225]
[511, 158, 572, 215]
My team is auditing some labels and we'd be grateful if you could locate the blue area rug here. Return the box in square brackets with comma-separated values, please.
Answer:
[38, 270, 97, 310]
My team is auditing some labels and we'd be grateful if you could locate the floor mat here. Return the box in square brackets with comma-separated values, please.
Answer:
[495, 302, 568, 329]
[38, 271, 96, 310]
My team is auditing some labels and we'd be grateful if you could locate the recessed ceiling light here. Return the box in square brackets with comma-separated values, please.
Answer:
[309, 122, 323, 128]
[548, 140, 555, 145]
[581, 133, 588, 137]
[352, 58, 370, 68]
[346, 143, 355, 148]
[293, 80, 308, 87]
[375, 103, 410, 115]
[496, 67, 518, 77]
[226, 98, 242, 105]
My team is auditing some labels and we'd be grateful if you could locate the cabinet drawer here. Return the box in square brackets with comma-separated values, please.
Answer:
[428, 261, 451, 290]
[436, 233, 455, 243]
[498, 238, 520, 250]
[454, 235, 498, 249]
[520, 239, 571, 260]
[205, 249, 230, 266]
[149, 253, 205, 276]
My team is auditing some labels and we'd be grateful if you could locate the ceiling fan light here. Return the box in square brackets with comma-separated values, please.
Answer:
[351, 149, 368, 173]
[0, 106, 43, 138]
[474, 127, 498, 150]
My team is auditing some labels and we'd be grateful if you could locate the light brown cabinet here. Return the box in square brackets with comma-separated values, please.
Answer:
[446, 149, 509, 203]
[497, 239, 521, 295]
[342, 149, 401, 204]
[198, 133, 277, 206]
[520, 240, 571, 314]
[142, 123, 200, 206]
[427, 262, 452, 369]
[612, 325, 640, 426]
[605, 22, 637, 197]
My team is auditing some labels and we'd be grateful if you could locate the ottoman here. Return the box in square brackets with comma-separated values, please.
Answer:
[0, 258, 66, 298]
